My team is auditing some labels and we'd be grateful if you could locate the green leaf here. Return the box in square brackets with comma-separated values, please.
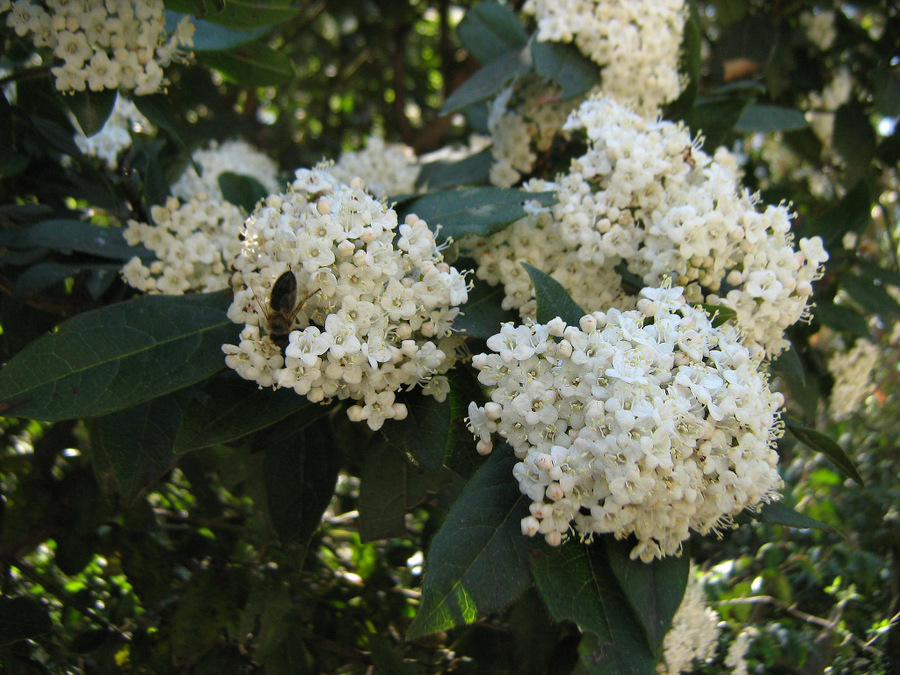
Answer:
[165, 11, 273, 50]
[685, 96, 751, 150]
[452, 273, 520, 340]
[0, 597, 53, 646]
[456, 1, 528, 64]
[812, 301, 871, 339]
[14, 262, 121, 297]
[699, 303, 737, 327]
[785, 419, 864, 486]
[531, 541, 657, 674]
[66, 89, 118, 137]
[31, 116, 82, 158]
[173, 376, 320, 453]
[90, 390, 191, 502]
[840, 272, 900, 321]
[368, 633, 419, 675]
[751, 500, 836, 532]
[218, 171, 268, 211]
[407, 187, 555, 239]
[531, 41, 601, 100]
[382, 389, 453, 471]
[523, 263, 585, 326]
[198, 42, 295, 86]
[605, 538, 690, 655]
[13, 219, 152, 261]
[165, 0, 297, 28]
[132, 94, 191, 155]
[810, 180, 872, 247]
[734, 104, 807, 133]
[407, 445, 533, 639]
[170, 567, 246, 660]
[0, 292, 237, 421]
[416, 148, 492, 190]
[263, 415, 341, 560]
[441, 48, 532, 115]
[874, 65, 900, 117]
[769, 342, 807, 387]
[833, 102, 876, 184]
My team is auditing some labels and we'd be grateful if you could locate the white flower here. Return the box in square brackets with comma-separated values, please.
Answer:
[171, 139, 282, 203]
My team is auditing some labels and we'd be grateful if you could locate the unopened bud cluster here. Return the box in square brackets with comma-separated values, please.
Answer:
[467, 286, 784, 561]
[223, 166, 469, 431]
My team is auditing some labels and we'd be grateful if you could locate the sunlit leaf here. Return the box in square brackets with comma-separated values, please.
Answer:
[408, 445, 532, 638]
[751, 500, 836, 532]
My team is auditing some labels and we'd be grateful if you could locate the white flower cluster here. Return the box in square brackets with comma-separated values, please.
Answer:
[828, 338, 880, 421]
[658, 571, 720, 673]
[467, 286, 785, 562]
[522, 0, 686, 114]
[466, 96, 830, 358]
[488, 79, 576, 188]
[121, 196, 244, 294]
[223, 166, 469, 431]
[74, 95, 151, 167]
[330, 135, 420, 198]
[172, 139, 282, 203]
[800, 10, 837, 51]
[1, 0, 193, 94]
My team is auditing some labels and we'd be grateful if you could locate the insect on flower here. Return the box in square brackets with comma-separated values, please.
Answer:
[257, 270, 316, 354]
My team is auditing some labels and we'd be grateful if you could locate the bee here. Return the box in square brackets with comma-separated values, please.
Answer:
[256, 270, 316, 354]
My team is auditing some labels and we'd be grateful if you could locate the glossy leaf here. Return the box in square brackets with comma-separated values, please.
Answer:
[0, 292, 237, 421]
[531, 42, 601, 100]
[524, 263, 585, 326]
[456, 1, 528, 64]
[198, 42, 295, 86]
[263, 415, 341, 560]
[408, 188, 555, 239]
[605, 538, 689, 655]
[382, 389, 453, 471]
[133, 94, 189, 150]
[0, 597, 53, 646]
[407, 445, 532, 639]
[416, 148, 492, 190]
[11, 219, 151, 261]
[65, 89, 118, 137]
[441, 48, 531, 115]
[700, 303, 737, 327]
[685, 97, 750, 150]
[165, 11, 273, 50]
[452, 273, 519, 340]
[751, 500, 836, 532]
[173, 377, 320, 453]
[734, 104, 807, 133]
[14, 262, 121, 297]
[531, 541, 657, 674]
[219, 171, 268, 212]
[785, 419, 864, 486]
[90, 390, 191, 502]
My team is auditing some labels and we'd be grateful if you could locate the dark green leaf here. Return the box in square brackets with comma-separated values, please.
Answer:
[531, 541, 657, 674]
[174, 377, 319, 453]
[840, 272, 900, 321]
[605, 538, 690, 655]
[874, 65, 900, 117]
[263, 416, 341, 560]
[382, 389, 453, 471]
[407, 445, 532, 638]
[66, 89, 117, 137]
[531, 42, 601, 100]
[810, 180, 872, 247]
[734, 104, 807, 133]
[441, 48, 532, 115]
[0, 292, 237, 421]
[13, 219, 152, 260]
[877, 127, 900, 166]
[218, 171, 268, 211]
[751, 500, 836, 532]
[408, 187, 555, 239]
[667, 5, 702, 119]
[833, 103, 876, 184]
[90, 390, 191, 502]
[14, 262, 121, 297]
[170, 567, 246, 660]
[132, 94, 190, 152]
[0, 597, 53, 646]
[524, 263, 585, 326]
[769, 342, 806, 387]
[452, 273, 520, 340]
[456, 1, 528, 64]
[198, 42, 295, 86]
[785, 419, 864, 486]
[165, 0, 297, 28]
[165, 11, 273, 50]
[699, 303, 737, 327]
[368, 634, 419, 675]
[812, 301, 871, 339]
[31, 116, 82, 157]
[416, 148, 492, 190]
[685, 97, 751, 150]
